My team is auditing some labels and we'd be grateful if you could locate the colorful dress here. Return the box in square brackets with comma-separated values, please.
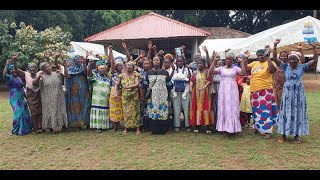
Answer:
[211, 73, 221, 126]
[240, 83, 252, 113]
[120, 72, 141, 129]
[215, 66, 241, 133]
[277, 63, 309, 136]
[3, 74, 32, 135]
[39, 72, 68, 130]
[272, 67, 285, 108]
[190, 70, 214, 126]
[65, 69, 90, 128]
[88, 72, 111, 129]
[248, 61, 278, 134]
[24, 71, 42, 132]
[109, 72, 123, 123]
[146, 69, 171, 134]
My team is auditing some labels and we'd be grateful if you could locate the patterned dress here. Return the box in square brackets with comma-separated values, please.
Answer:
[215, 66, 241, 133]
[39, 72, 68, 130]
[3, 75, 32, 135]
[120, 72, 141, 129]
[88, 72, 111, 129]
[190, 70, 214, 126]
[211, 73, 221, 127]
[146, 69, 171, 134]
[273, 68, 285, 108]
[109, 72, 123, 123]
[277, 63, 309, 136]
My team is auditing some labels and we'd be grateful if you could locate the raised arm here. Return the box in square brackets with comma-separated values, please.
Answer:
[3, 59, 10, 78]
[33, 71, 44, 87]
[108, 46, 115, 74]
[134, 52, 145, 63]
[238, 56, 246, 76]
[307, 42, 318, 68]
[180, 45, 186, 61]
[61, 59, 70, 79]
[273, 39, 284, 67]
[152, 45, 158, 57]
[87, 59, 95, 77]
[208, 58, 219, 75]
[243, 50, 252, 72]
[44, 51, 51, 64]
[297, 43, 305, 64]
[12, 54, 25, 78]
[122, 42, 132, 61]
[202, 45, 211, 68]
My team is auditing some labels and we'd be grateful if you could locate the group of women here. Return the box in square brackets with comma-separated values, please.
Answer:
[3, 39, 318, 143]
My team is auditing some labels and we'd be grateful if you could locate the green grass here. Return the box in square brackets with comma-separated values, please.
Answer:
[0, 91, 319, 170]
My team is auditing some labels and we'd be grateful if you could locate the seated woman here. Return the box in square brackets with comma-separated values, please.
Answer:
[3, 58, 32, 135]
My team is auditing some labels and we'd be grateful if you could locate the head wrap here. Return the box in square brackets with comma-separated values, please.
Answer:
[126, 61, 136, 66]
[39, 62, 50, 71]
[164, 53, 173, 61]
[66, 54, 85, 74]
[256, 49, 266, 56]
[96, 60, 107, 67]
[196, 58, 206, 66]
[225, 52, 235, 60]
[115, 56, 124, 66]
[8, 64, 14, 71]
[28, 62, 38, 72]
[288, 51, 301, 60]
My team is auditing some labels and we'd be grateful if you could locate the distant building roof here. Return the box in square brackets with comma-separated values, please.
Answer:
[85, 12, 210, 42]
[199, 27, 252, 39]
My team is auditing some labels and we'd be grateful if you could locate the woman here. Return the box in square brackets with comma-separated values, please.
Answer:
[140, 59, 151, 131]
[171, 56, 191, 132]
[87, 59, 111, 132]
[145, 55, 171, 134]
[33, 58, 69, 133]
[65, 54, 90, 130]
[114, 61, 141, 135]
[244, 47, 278, 139]
[273, 41, 318, 143]
[209, 53, 246, 134]
[273, 40, 305, 107]
[13, 54, 42, 133]
[3, 59, 32, 135]
[109, 52, 124, 131]
[190, 58, 214, 134]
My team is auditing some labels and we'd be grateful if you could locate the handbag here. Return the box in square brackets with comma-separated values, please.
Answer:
[145, 70, 160, 99]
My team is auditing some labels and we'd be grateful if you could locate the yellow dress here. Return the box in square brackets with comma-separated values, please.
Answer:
[240, 83, 252, 113]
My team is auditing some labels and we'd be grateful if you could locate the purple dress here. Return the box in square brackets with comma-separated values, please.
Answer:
[215, 66, 242, 133]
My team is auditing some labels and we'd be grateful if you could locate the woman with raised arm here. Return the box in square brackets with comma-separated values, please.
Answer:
[12, 54, 43, 133]
[208, 52, 246, 135]
[109, 46, 124, 132]
[33, 53, 69, 134]
[3, 58, 32, 135]
[244, 47, 278, 139]
[87, 54, 112, 133]
[114, 61, 141, 135]
[145, 55, 171, 134]
[64, 53, 90, 131]
[272, 39, 305, 108]
[273, 42, 318, 143]
[190, 58, 214, 134]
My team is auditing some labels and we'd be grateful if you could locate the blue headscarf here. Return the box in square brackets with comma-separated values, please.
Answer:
[234, 53, 245, 67]
[66, 55, 84, 75]
[8, 64, 14, 71]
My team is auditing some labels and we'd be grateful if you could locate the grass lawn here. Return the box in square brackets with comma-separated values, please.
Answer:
[0, 73, 319, 170]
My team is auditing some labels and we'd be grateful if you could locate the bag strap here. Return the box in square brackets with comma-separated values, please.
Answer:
[150, 70, 161, 88]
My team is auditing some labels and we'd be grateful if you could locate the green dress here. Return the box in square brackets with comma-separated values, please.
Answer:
[120, 72, 141, 128]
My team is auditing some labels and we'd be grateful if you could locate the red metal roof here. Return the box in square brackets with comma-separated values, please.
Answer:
[85, 12, 210, 42]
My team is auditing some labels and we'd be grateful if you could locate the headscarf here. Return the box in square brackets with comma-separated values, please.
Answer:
[164, 53, 173, 61]
[66, 55, 84, 74]
[8, 64, 14, 71]
[115, 56, 124, 66]
[126, 61, 136, 67]
[196, 58, 206, 66]
[28, 62, 38, 72]
[288, 51, 301, 60]
[256, 49, 266, 56]
[40, 62, 50, 71]
[225, 52, 235, 60]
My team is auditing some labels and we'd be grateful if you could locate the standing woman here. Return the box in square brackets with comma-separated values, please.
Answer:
[109, 49, 124, 131]
[3, 59, 32, 135]
[190, 58, 214, 134]
[145, 55, 171, 134]
[114, 61, 141, 135]
[273, 41, 318, 143]
[65, 54, 90, 130]
[87, 58, 111, 132]
[33, 55, 69, 133]
[244, 47, 278, 139]
[209, 53, 246, 134]
[12, 54, 42, 133]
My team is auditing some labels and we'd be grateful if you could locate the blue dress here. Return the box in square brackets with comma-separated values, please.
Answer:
[3, 74, 32, 135]
[277, 63, 309, 136]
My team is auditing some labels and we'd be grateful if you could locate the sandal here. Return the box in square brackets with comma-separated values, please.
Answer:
[206, 130, 212, 134]
[122, 130, 127, 134]
[136, 131, 141, 135]
[278, 138, 286, 143]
